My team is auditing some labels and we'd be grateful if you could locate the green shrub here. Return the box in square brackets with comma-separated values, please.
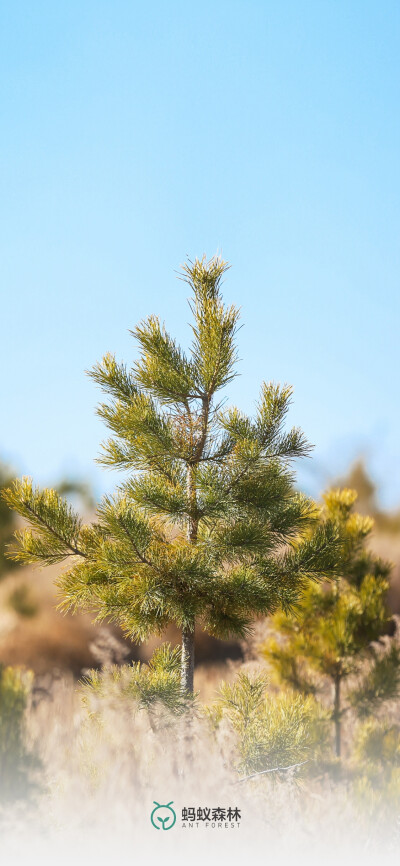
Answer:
[350, 718, 400, 819]
[0, 665, 35, 801]
[213, 672, 329, 776]
[81, 643, 194, 724]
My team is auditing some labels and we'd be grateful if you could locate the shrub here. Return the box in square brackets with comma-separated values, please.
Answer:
[0, 665, 35, 801]
[351, 718, 400, 818]
[212, 672, 329, 776]
[81, 643, 193, 723]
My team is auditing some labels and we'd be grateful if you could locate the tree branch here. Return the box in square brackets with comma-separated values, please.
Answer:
[23, 501, 87, 558]
[235, 760, 309, 784]
[116, 515, 160, 572]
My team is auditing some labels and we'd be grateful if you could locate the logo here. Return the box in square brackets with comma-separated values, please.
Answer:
[151, 801, 177, 830]
[181, 805, 241, 827]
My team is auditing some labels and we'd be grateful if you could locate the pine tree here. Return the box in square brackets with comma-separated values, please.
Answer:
[262, 488, 400, 757]
[210, 672, 328, 777]
[2, 256, 340, 694]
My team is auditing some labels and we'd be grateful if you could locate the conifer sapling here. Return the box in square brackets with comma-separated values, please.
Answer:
[263, 489, 400, 757]
[3, 256, 340, 695]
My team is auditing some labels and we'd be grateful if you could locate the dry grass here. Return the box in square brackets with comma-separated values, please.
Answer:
[0, 671, 397, 866]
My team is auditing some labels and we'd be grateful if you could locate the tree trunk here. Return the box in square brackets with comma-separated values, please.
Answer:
[333, 673, 341, 758]
[182, 461, 197, 696]
[181, 624, 195, 693]
[180, 624, 195, 776]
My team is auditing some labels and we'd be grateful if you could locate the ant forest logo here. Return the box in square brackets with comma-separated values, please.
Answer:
[151, 801, 177, 830]
[151, 800, 241, 830]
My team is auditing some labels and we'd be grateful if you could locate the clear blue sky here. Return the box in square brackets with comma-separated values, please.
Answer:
[1, 1, 399, 507]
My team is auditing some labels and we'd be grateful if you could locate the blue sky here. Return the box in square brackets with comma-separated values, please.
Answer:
[1, 1, 399, 506]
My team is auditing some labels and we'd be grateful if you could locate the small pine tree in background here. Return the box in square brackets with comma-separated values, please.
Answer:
[209, 672, 328, 778]
[262, 489, 400, 758]
[2, 256, 340, 695]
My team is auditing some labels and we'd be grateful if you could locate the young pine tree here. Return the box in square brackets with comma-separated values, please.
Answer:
[263, 489, 400, 757]
[210, 672, 328, 777]
[3, 257, 340, 695]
